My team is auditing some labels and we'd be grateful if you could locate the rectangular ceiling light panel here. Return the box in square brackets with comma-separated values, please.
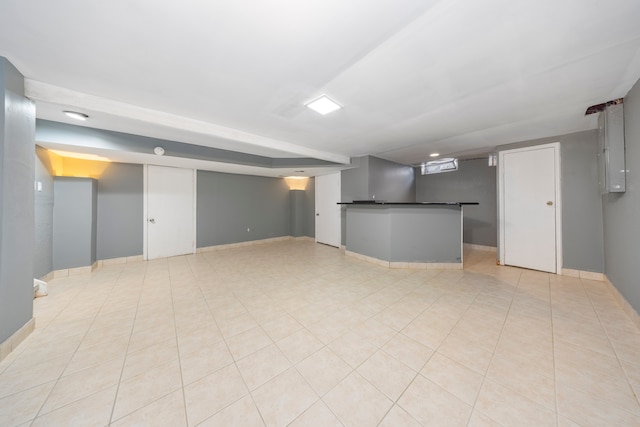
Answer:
[306, 95, 342, 115]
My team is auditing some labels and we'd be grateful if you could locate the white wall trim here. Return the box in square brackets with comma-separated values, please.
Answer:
[605, 275, 640, 331]
[344, 250, 463, 270]
[196, 236, 292, 253]
[192, 169, 197, 254]
[143, 164, 149, 260]
[560, 268, 605, 281]
[0, 318, 35, 362]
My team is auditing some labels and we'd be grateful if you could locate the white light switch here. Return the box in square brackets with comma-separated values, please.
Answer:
[35, 181, 42, 192]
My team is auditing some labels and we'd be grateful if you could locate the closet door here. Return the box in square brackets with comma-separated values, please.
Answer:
[145, 165, 196, 260]
[499, 143, 561, 273]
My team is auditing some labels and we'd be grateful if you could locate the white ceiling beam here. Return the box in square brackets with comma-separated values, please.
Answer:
[25, 80, 351, 165]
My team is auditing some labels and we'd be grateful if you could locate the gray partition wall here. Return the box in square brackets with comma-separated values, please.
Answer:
[0, 57, 35, 346]
[197, 170, 291, 247]
[34, 147, 54, 278]
[602, 76, 640, 313]
[341, 156, 416, 244]
[96, 163, 143, 260]
[416, 158, 497, 247]
[53, 177, 97, 269]
[345, 205, 462, 263]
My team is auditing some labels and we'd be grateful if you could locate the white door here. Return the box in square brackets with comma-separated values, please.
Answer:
[315, 172, 341, 247]
[499, 143, 561, 273]
[145, 165, 196, 260]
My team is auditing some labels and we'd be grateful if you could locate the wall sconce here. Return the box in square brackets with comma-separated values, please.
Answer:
[284, 176, 309, 190]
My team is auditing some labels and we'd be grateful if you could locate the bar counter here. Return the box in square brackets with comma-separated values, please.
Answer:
[339, 202, 479, 269]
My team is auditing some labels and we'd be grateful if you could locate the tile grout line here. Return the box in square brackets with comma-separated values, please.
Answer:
[368, 270, 490, 425]
[106, 261, 150, 425]
[548, 273, 561, 427]
[582, 276, 640, 411]
[168, 256, 191, 427]
[186, 253, 269, 427]
[464, 268, 522, 426]
[29, 267, 127, 426]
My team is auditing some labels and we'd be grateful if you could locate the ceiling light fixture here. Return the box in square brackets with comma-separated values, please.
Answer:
[154, 146, 165, 156]
[305, 95, 342, 115]
[63, 111, 89, 121]
[430, 153, 440, 157]
[284, 176, 309, 191]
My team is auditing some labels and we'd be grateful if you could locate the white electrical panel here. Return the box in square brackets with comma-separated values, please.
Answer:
[597, 104, 626, 193]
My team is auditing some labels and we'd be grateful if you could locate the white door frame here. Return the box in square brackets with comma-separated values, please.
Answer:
[143, 164, 197, 260]
[498, 142, 562, 273]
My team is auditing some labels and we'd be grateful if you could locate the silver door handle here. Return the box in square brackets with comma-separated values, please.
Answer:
[149, 218, 156, 224]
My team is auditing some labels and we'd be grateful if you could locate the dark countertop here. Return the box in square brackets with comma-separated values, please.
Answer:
[338, 201, 479, 206]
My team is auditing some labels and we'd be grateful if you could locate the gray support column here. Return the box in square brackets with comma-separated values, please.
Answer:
[0, 57, 35, 351]
[53, 177, 97, 269]
[290, 189, 305, 237]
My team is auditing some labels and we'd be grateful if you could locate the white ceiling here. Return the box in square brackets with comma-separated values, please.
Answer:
[1, 0, 640, 175]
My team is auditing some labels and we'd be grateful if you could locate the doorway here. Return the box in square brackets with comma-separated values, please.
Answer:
[499, 143, 561, 273]
[144, 165, 196, 260]
[315, 172, 341, 248]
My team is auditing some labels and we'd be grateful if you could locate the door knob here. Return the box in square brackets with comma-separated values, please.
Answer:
[316, 213, 320, 216]
[546, 201, 553, 206]
[149, 218, 156, 224]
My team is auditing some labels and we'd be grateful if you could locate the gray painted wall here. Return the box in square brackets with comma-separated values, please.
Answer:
[289, 177, 315, 238]
[53, 178, 97, 269]
[290, 190, 306, 238]
[340, 155, 415, 244]
[497, 130, 604, 273]
[304, 177, 315, 238]
[341, 156, 370, 202]
[34, 147, 54, 278]
[0, 57, 35, 343]
[602, 77, 640, 313]
[97, 163, 143, 260]
[197, 171, 291, 247]
[369, 156, 415, 202]
[416, 158, 497, 247]
[346, 206, 462, 263]
[340, 156, 415, 202]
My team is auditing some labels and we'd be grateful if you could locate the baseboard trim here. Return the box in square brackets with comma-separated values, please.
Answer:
[197, 236, 292, 253]
[561, 268, 605, 281]
[293, 236, 314, 242]
[605, 275, 640, 331]
[0, 318, 35, 363]
[345, 250, 462, 270]
[41, 236, 312, 279]
[39, 271, 54, 282]
[463, 243, 497, 253]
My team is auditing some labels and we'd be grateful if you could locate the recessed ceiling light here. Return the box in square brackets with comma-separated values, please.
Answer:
[154, 146, 165, 156]
[63, 111, 89, 121]
[430, 153, 440, 157]
[305, 95, 342, 115]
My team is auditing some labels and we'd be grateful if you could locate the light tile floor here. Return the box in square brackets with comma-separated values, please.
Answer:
[1, 241, 639, 426]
